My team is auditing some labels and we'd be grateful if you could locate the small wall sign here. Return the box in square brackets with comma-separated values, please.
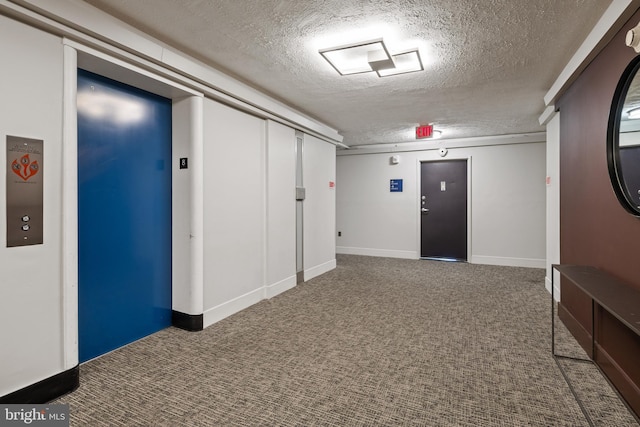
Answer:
[416, 124, 433, 139]
[390, 179, 403, 192]
[7, 136, 44, 247]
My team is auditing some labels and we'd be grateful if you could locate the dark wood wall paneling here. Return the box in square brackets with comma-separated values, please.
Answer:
[557, 7, 640, 417]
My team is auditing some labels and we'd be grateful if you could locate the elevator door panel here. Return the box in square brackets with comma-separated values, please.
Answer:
[77, 69, 172, 362]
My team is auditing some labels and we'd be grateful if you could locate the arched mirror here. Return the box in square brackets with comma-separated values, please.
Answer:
[608, 55, 640, 216]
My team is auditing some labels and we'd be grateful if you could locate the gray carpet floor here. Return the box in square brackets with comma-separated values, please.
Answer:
[55, 255, 639, 426]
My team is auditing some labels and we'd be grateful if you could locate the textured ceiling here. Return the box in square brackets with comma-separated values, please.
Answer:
[82, 0, 611, 146]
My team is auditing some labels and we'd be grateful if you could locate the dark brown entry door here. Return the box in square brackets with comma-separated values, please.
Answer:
[420, 160, 467, 260]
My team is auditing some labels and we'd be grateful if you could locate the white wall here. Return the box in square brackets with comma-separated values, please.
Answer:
[202, 99, 266, 326]
[200, 105, 337, 323]
[0, 15, 65, 396]
[266, 121, 297, 297]
[303, 134, 337, 280]
[337, 141, 546, 268]
[336, 153, 419, 259]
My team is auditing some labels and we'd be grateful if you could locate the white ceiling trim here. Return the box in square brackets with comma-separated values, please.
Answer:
[337, 132, 546, 156]
[538, 105, 557, 126]
[67, 38, 346, 147]
[69, 39, 203, 99]
[543, 0, 638, 107]
[5, 0, 344, 144]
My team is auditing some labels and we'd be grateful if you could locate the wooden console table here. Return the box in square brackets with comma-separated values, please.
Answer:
[551, 264, 640, 425]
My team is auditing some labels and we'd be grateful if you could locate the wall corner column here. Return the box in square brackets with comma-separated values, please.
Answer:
[544, 109, 560, 300]
[62, 43, 79, 369]
[171, 95, 205, 331]
[189, 96, 205, 317]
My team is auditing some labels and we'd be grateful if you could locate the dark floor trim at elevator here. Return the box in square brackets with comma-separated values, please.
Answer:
[172, 310, 204, 332]
[0, 366, 79, 404]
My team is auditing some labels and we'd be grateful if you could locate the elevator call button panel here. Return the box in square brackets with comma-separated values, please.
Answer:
[6, 136, 43, 247]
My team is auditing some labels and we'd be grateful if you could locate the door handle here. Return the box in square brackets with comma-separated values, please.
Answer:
[421, 208, 429, 213]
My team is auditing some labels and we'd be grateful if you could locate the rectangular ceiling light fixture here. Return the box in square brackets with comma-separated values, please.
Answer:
[319, 38, 392, 76]
[377, 49, 424, 77]
[320, 38, 423, 77]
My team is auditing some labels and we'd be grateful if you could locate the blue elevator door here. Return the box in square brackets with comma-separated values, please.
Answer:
[77, 69, 172, 362]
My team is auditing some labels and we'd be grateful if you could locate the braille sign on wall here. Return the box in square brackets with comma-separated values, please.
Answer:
[390, 179, 403, 192]
[6, 136, 44, 247]
[179, 157, 188, 169]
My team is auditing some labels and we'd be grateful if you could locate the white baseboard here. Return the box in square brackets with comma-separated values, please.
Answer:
[336, 246, 418, 259]
[203, 287, 264, 328]
[545, 276, 561, 301]
[304, 259, 336, 282]
[470, 255, 545, 269]
[265, 275, 296, 299]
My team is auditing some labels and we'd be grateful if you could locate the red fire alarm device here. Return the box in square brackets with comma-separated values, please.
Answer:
[416, 124, 433, 139]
